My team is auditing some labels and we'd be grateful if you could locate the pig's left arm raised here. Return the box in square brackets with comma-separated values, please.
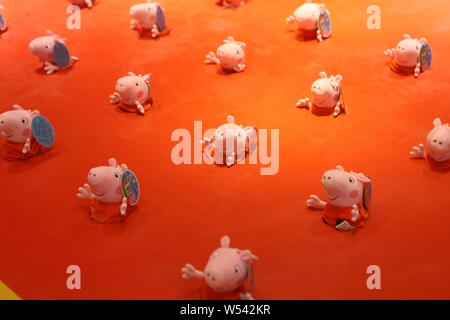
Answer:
[409, 143, 426, 159]
[306, 194, 327, 209]
[181, 264, 204, 279]
[77, 184, 96, 200]
[120, 197, 128, 216]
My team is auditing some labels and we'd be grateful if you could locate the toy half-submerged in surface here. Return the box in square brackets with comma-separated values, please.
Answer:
[68, 0, 96, 8]
[205, 36, 247, 73]
[0, 5, 7, 33]
[384, 34, 432, 78]
[110, 72, 153, 115]
[217, 0, 249, 8]
[130, 0, 169, 38]
[0, 105, 55, 161]
[296, 71, 345, 117]
[182, 236, 258, 300]
[286, 0, 332, 42]
[28, 30, 79, 75]
[410, 118, 450, 170]
[201, 115, 257, 167]
[306, 165, 372, 231]
[77, 158, 140, 224]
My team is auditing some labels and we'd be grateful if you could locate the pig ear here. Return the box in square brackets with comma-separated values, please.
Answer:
[108, 158, 117, 167]
[336, 165, 344, 171]
[350, 171, 371, 183]
[419, 37, 428, 45]
[319, 71, 327, 78]
[433, 118, 442, 127]
[335, 75, 343, 83]
[128, 71, 136, 76]
[227, 115, 235, 124]
[220, 236, 231, 248]
[120, 164, 128, 171]
[142, 73, 152, 81]
[318, 4, 326, 10]
[244, 126, 257, 136]
[30, 110, 40, 118]
[240, 250, 258, 262]
[239, 41, 247, 49]
[12, 104, 24, 111]
[403, 34, 411, 39]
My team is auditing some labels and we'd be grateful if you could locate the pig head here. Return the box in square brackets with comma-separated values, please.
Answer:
[293, 1, 325, 30]
[426, 118, 450, 162]
[0, 105, 39, 143]
[311, 71, 342, 109]
[115, 72, 151, 106]
[392, 34, 427, 67]
[217, 37, 246, 69]
[130, 0, 159, 29]
[28, 30, 65, 63]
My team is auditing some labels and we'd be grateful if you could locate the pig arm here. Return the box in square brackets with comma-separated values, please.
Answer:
[414, 62, 421, 78]
[233, 63, 246, 73]
[109, 92, 122, 104]
[130, 19, 143, 35]
[409, 143, 426, 159]
[120, 197, 128, 216]
[181, 264, 205, 279]
[316, 29, 323, 42]
[151, 24, 160, 38]
[85, 0, 93, 8]
[384, 48, 396, 59]
[240, 292, 255, 300]
[351, 204, 360, 222]
[134, 101, 146, 115]
[306, 194, 327, 209]
[77, 184, 96, 200]
[22, 138, 31, 154]
[333, 101, 342, 118]
[205, 52, 220, 65]
[296, 97, 312, 110]
[44, 62, 60, 75]
[285, 15, 295, 24]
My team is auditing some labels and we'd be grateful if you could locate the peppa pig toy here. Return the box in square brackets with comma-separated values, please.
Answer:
[0, 5, 7, 33]
[68, 0, 95, 8]
[130, 0, 169, 38]
[77, 158, 140, 224]
[296, 71, 345, 117]
[384, 34, 432, 78]
[29, 30, 79, 75]
[410, 118, 450, 170]
[182, 236, 258, 300]
[286, 0, 331, 42]
[109, 72, 153, 115]
[201, 115, 257, 167]
[0, 105, 55, 161]
[205, 36, 247, 73]
[217, 0, 248, 8]
[306, 165, 372, 231]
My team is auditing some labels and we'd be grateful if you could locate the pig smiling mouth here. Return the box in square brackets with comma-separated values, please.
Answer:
[327, 194, 339, 201]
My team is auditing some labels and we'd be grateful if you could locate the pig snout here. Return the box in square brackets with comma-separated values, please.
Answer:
[87, 169, 103, 186]
[321, 171, 348, 199]
[204, 267, 226, 291]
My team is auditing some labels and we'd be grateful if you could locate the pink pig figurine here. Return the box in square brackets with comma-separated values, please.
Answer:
[306, 165, 372, 231]
[182, 236, 258, 300]
[68, 0, 95, 8]
[286, 0, 331, 42]
[205, 36, 247, 73]
[77, 158, 138, 224]
[130, 0, 169, 38]
[384, 34, 431, 78]
[28, 30, 79, 75]
[410, 118, 450, 170]
[296, 71, 344, 117]
[0, 105, 49, 161]
[201, 115, 257, 167]
[109, 72, 153, 115]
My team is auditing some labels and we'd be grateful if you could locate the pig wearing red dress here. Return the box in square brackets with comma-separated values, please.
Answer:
[306, 165, 372, 231]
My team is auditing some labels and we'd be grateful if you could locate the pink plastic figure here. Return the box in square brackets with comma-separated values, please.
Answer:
[182, 236, 258, 300]
[286, 0, 331, 42]
[217, 0, 248, 8]
[68, 0, 95, 8]
[306, 165, 372, 231]
[410, 118, 450, 170]
[201, 115, 257, 167]
[0, 105, 54, 161]
[77, 158, 139, 224]
[130, 0, 169, 38]
[28, 30, 79, 74]
[384, 34, 432, 78]
[0, 5, 7, 33]
[205, 36, 247, 73]
[109, 72, 153, 115]
[296, 71, 344, 117]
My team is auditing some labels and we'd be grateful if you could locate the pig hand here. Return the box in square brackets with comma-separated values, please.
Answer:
[130, 20, 139, 30]
[233, 64, 246, 73]
[285, 15, 295, 24]
[205, 52, 220, 65]
[135, 101, 145, 115]
[306, 194, 326, 209]
[240, 292, 255, 300]
[384, 48, 396, 59]
[44, 62, 59, 75]
[85, 0, 93, 8]
[120, 197, 128, 216]
[351, 204, 360, 222]
[296, 98, 311, 110]
[226, 152, 236, 167]
[77, 184, 95, 200]
[333, 102, 342, 118]
[409, 143, 426, 159]
[151, 24, 160, 38]
[109, 92, 122, 104]
[22, 138, 31, 154]
[316, 29, 323, 42]
[414, 62, 421, 78]
[181, 264, 204, 279]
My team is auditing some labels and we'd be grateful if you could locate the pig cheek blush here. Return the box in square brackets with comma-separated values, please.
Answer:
[350, 189, 359, 199]
[22, 128, 31, 137]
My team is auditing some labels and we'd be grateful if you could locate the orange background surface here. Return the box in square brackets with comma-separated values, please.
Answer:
[0, 0, 449, 299]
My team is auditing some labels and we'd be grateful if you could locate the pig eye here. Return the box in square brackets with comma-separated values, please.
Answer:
[135, 82, 140, 87]
[234, 267, 240, 273]
[21, 118, 28, 125]
[44, 44, 50, 49]
[114, 173, 120, 178]
[349, 177, 354, 183]
[212, 252, 219, 258]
